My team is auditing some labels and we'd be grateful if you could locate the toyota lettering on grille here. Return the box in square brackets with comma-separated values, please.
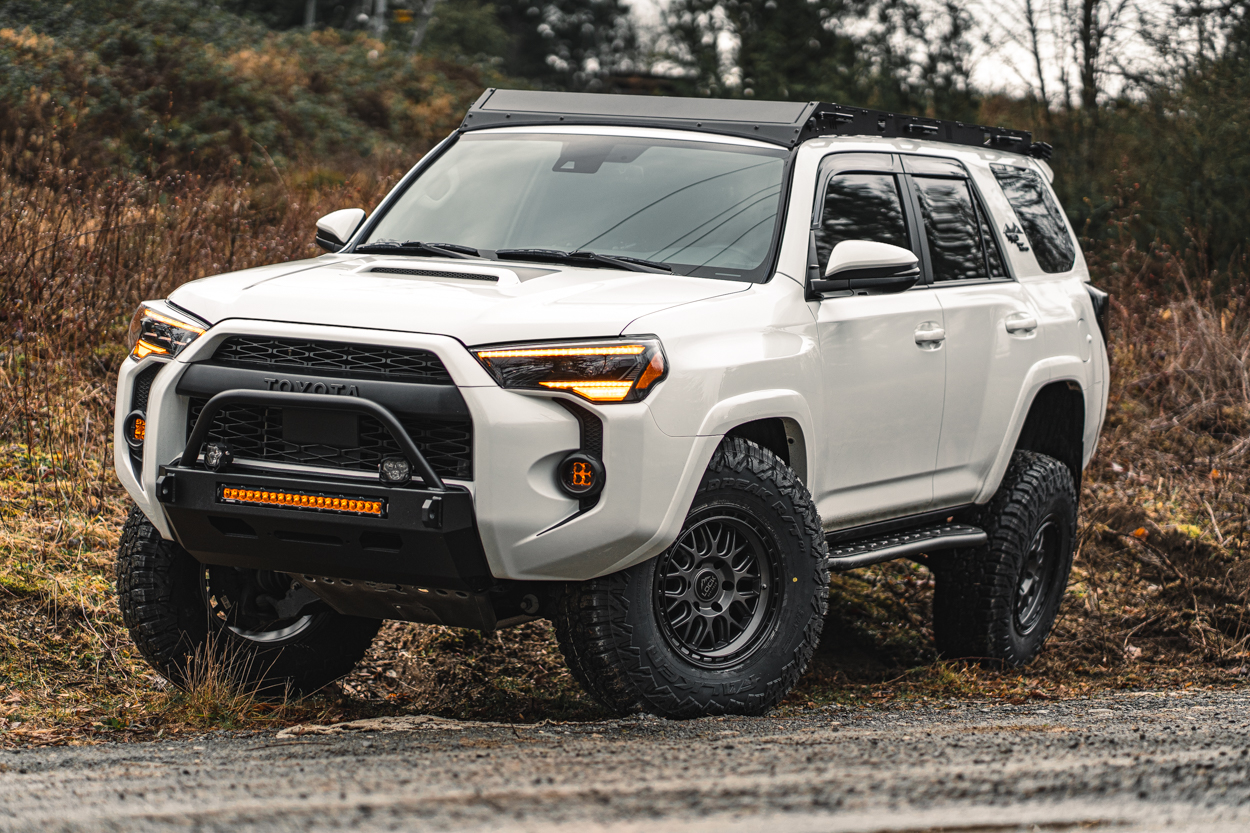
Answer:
[262, 378, 359, 396]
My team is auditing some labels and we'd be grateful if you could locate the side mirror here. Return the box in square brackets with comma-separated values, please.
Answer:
[808, 240, 920, 298]
[315, 208, 366, 253]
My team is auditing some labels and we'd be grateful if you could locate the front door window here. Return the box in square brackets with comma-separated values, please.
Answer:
[814, 173, 911, 273]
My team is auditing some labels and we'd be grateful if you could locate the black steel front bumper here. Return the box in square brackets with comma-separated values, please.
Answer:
[156, 465, 493, 592]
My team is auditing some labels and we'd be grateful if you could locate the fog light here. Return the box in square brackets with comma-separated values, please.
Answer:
[379, 456, 412, 485]
[123, 410, 147, 449]
[203, 442, 233, 471]
[558, 452, 604, 497]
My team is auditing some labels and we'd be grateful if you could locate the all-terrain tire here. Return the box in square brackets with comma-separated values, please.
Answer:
[932, 450, 1077, 666]
[553, 437, 829, 718]
[116, 506, 381, 695]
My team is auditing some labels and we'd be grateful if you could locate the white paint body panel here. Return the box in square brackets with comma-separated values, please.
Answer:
[115, 126, 1109, 581]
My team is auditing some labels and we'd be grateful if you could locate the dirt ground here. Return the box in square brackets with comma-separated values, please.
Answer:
[1, 689, 1248, 832]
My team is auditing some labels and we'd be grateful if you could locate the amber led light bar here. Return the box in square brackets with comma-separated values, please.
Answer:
[219, 485, 385, 517]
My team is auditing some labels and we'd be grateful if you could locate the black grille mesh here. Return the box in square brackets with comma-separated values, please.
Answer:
[131, 364, 160, 412]
[187, 399, 473, 480]
[556, 399, 604, 511]
[128, 364, 162, 474]
[211, 337, 454, 384]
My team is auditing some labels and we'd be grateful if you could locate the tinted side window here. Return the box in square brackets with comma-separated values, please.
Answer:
[976, 198, 1008, 279]
[912, 177, 988, 282]
[991, 164, 1076, 273]
[814, 173, 910, 273]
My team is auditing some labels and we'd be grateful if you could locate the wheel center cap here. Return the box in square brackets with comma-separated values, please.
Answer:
[694, 570, 720, 602]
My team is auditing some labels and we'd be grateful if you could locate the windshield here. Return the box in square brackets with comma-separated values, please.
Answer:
[362, 132, 789, 282]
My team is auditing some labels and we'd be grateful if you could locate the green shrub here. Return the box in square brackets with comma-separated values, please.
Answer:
[0, 0, 508, 175]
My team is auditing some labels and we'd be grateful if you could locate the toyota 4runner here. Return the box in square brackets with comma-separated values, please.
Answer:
[113, 90, 1109, 718]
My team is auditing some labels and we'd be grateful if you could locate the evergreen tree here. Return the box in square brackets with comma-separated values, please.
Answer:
[662, 0, 979, 117]
[494, 0, 638, 89]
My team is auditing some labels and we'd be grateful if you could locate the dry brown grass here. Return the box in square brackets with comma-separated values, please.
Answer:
[1, 147, 1247, 741]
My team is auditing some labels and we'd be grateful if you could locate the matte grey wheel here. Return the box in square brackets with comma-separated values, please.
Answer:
[654, 511, 780, 668]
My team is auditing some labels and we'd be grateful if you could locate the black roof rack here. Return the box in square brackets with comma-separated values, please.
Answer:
[461, 89, 1049, 158]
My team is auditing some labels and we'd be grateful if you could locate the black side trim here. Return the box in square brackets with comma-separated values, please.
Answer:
[825, 504, 974, 545]
[1085, 284, 1110, 342]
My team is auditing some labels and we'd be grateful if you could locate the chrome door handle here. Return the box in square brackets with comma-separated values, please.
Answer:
[1005, 313, 1038, 334]
[914, 322, 946, 349]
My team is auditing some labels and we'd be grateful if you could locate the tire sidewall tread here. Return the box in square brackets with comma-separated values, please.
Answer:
[554, 438, 828, 718]
[934, 451, 1078, 666]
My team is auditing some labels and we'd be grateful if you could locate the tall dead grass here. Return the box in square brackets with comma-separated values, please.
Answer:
[0, 133, 407, 742]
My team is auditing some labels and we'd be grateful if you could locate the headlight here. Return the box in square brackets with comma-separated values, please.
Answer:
[127, 301, 208, 360]
[472, 338, 667, 403]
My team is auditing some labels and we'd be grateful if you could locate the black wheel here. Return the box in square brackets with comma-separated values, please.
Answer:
[115, 506, 381, 696]
[553, 437, 828, 718]
[933, 450, 1077, 666]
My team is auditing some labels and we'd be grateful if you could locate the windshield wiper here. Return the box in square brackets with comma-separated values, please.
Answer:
[355, 241, 480, 259]
[495, 248, 672, 274]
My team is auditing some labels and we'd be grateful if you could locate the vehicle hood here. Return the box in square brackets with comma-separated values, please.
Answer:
[168, 254, 749, 345]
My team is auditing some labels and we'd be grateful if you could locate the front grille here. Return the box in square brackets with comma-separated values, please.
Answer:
[187, 399, 473, 480]
[211, 337, 454, 384]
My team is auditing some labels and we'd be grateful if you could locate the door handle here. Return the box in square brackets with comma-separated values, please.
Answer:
[914, 321, 946, 349]
[1005, 313, 1038, 334]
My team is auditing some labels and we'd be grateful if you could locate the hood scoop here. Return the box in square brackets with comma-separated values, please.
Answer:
[368, 266, 499, 282]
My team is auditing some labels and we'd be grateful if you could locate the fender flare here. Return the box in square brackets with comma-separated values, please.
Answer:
[974, 356, 1089, 504]
[598, 389, 818, 576]
[695, 388, 815, 483]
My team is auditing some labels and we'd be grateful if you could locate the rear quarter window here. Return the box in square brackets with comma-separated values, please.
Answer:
[990, 164, 1076, 273]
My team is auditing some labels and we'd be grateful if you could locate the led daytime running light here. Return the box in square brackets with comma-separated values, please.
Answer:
[143, 309, 206, 336]
[476, 345, 646, 359]
[539, 380, 636, 401]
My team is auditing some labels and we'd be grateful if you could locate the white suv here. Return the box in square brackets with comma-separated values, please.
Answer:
[113, 90, 1109, 718]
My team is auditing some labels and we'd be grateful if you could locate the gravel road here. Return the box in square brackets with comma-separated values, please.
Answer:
[2, 690, 1249, 832]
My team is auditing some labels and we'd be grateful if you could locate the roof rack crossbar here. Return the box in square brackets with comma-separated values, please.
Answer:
[461, 89, 1048, 158]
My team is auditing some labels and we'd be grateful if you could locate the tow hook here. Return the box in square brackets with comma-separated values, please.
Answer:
[155, 471, 177, 503]
[421, 497, 443, 529]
